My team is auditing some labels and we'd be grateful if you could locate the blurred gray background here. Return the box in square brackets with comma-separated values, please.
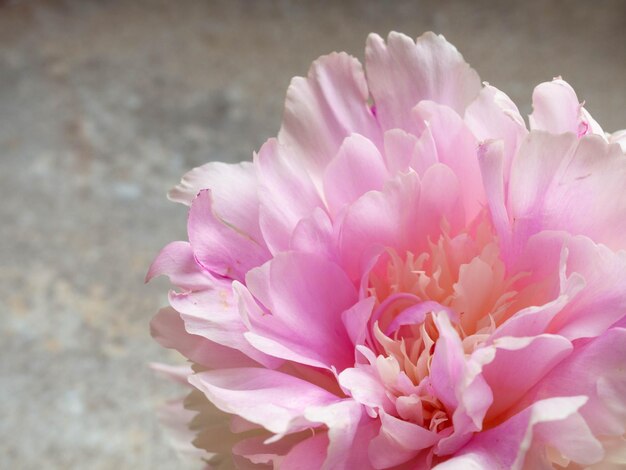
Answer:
[1, 0, 624, 468]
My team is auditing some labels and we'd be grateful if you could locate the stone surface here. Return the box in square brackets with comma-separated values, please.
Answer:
[0, 0, 624, 468]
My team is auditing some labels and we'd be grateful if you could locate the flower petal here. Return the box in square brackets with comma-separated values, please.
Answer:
[189, 368, 340, 436]
[150, 307, 256, 369]
[145, 240, 214, 290]
[188, 189, 270, 281]
[323, 133, 388, 217]
[243, 252, 357, 370]
[170, 288, 282, 369]
[482, 334, 573, 422]
[169, 161, 264, 242]
[305, 400, 374, 470]
[508, 132, 626, 252]
[465, 84, 527, 178]
[436, 397, 603, 469]
[256, 138, 324, 253]
[411, 101, 484, 221]
[529, 78, 603, 137]
[278, 52, 381, 185]
[338, 171, 420, 279]
[526, 328, 626, 438]
[365, 31, 481, 132]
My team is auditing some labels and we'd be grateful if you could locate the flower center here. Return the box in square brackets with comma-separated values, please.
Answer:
[362, 223, 522, 430]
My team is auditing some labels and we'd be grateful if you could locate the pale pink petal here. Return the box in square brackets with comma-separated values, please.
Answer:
[529, 78, 604, 137]
[150, 363, 191, 385]
[243, 252, 357, 370]
[482, 334, 573, 422]
[277, 52, 381, 185]
[168, 161, 264, 244]
[431, 314, 495, 455]
[341, 297, 376, 347]
[338, 171, 420, 279]
[281, 434, 329, 470]
[338, 365, 395, 414]
[508, 132, 626, 252]
[465, 84, 527, 178]
[304, 400, 374, 470]
[525, 328, 626, 438]
[609, 128, 626, 152]
[146, 240, 214, 290]
[429, 312, 469, 410]
[548, 236, 626, 339]
[323, 134, 388, 217]
[368, 413, 436, 469]
[409, 124, 439, 176]
[150, 307, 256, 369]
[492, 231, 586, 339]
[436, 397, 603, 469]
[365, 32, 481, 132]
[383, 129, 419, 175]
[588, 436, 626, 470]
[416, 163, 465, 241]
[411, 101, 483, 221]
[255, 138, 324, 253]
[188, 189, 270, 281]
[170, 288, 282, 369]
[289, 207, 336, 260]
[507, 131, 575, 256]
[377, 411, 439, 451]
[189, 368, 340, 436]
[386, 301, 456, 336]
[477, 140, 511, 254]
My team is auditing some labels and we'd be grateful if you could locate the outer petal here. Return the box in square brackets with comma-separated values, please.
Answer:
[482, 334, 573, 422]
[150, 307, 256, 369]
[304, 400, 375, 470]
[465, 84, 527, 179]
[323, 133, 388, 217]
[168, 162, 263, 242]
[529, 78, 604, 137]
[365, 31, 480, 132]
[277, 52, 381, 185]
[189, 368, 340, 436]
[524, 328, 626, 438]
[170, 288, 282, 369]
[549, 235, 626, 339]
[256, 138, 324, 253]
[496, 231, 626, 341]
[188, 189, 270, 281]
[508, 132, 626, 252]
[243, 252, 357, 370]
[609, 129, 626, 152]
[146, 240, 215, 290]
[435, 397, 603, 470]
[281, 434, 329, 470]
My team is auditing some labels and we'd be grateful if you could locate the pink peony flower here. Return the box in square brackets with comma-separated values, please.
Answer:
[148, 32, 626, 469]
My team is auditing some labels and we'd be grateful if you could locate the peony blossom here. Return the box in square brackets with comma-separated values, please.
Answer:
[148, 32, 626, 469]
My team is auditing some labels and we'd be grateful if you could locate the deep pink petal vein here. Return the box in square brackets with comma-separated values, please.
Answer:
[148, 32, 626, 469]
